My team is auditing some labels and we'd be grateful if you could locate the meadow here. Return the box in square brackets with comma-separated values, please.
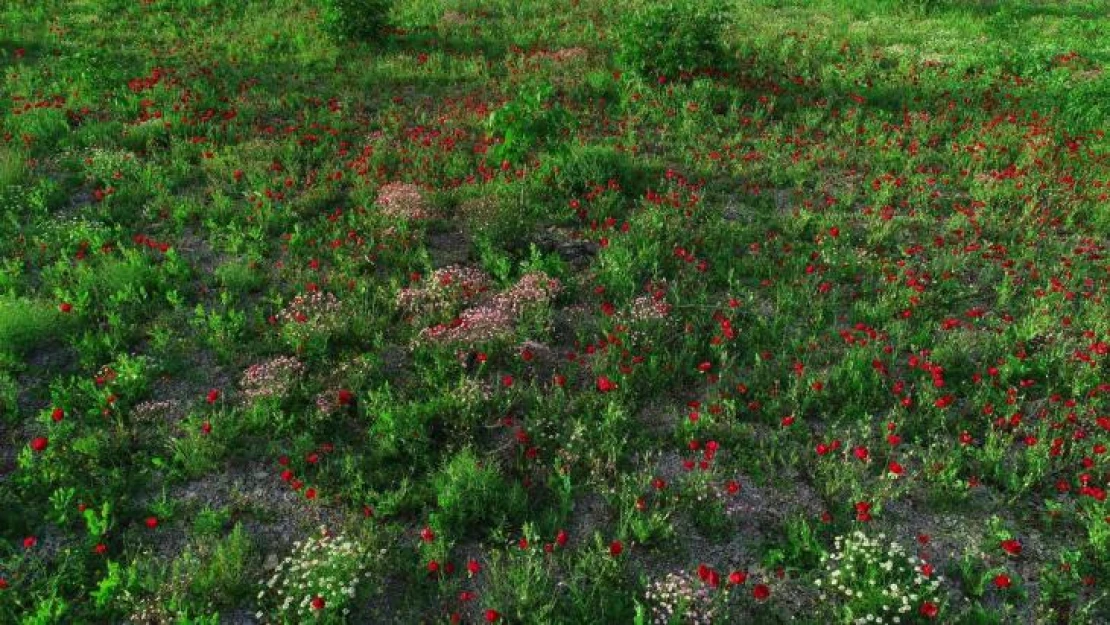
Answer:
[1, 0, 1108, 622]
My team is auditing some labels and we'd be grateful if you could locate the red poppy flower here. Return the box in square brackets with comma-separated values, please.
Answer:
[51, 408, 64, 422]
[305, 488, 317, 500]
[555, 529, 568, 547]
[596, 376, 618, 393]
[420, 526, 435, 543]
[145, 516, 158, 529]
[855, 501, 873, 522]
[0, 577, 8, 590]
[467, 559, 481, 576]
[337, 389, 354, 405]
[94, 543, 108, 555]
[501, 375, 514, 388]
[311, 595, 326, 610]
[206, 389, 220, 404]
[752, 584, 770, 600]
[919, 601, 939, 618]
[30, 437, 48, 452]
[23, 536, 37, 549]
[994, 573, 1012, 589]
[484, 609, 501, 622]
[200, 421, 212, 435]
[609, 540, 623, 557]
[1001, 539, 1022, 556]
[729, 570, 748, 585]
[59, 302, 73, 313]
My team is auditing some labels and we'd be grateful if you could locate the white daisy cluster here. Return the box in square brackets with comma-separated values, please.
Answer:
[643, 570, 719, 625]
[817, 531, 943, 624]
[254, 527, 371, 623]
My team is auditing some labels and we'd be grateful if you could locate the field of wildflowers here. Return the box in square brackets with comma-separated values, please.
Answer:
[1, 0, 1108, 622]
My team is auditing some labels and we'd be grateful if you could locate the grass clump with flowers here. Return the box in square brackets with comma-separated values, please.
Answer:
[1, 0, 1109, 623]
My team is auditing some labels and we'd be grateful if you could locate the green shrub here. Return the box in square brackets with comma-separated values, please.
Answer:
[320, 0, 392, 42]
[0, 296, 70, 355]
[615, 1, 730, 81]
[432, 448, 526, 538]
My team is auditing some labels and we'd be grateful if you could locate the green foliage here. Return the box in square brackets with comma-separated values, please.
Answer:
[0, 296, 70, 355]
[486, 83, 574, 165]
[615, 1, 730, 80]
[432, 447, 526, 538]
[320, 0, 392, 42]
[186, 523, 256, 608]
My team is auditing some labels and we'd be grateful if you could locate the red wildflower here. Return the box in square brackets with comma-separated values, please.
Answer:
[59, 302, 73, 313]
[311, 595, 326, 610]
[1001, 539, 1022, 556]
[609, 540, 623, 557]
[729, 570, 748, 585]
[23, 536, 37, 549]
[30, 436, 48, 452]
[854, 501, 872, 522]
[420, 526, 435, 543]
[994, 573, 1012, 589]
[51, 408, 64, 422]
[555, 529, 568, 547]
[752, 584, 770, 600]
[467, 559, 482, 576]
[596, 376, 618, 393]
[206, 389, 220, 404]
[919, 601, 939, 618]
[145, 516, 158, 529]
[484, 609, 501, 622]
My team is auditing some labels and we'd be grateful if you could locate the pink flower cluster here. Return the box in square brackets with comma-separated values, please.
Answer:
[415, 272, 561, 346]
[240, 356, 305, 400]
[396, 265, 493, 319]
[627, 295, 672, 322]
[375, 182, 431, 220]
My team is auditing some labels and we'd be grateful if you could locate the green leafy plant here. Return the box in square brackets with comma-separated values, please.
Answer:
[431, 448, 526, 539]
[615, 1, 730, 80]
[486, 83, 574, 165]
[319, 0, 392, 42]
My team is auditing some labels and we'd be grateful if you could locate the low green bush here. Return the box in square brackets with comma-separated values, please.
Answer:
[615, 1, 730, 80]
[320, 0, 392, 42]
